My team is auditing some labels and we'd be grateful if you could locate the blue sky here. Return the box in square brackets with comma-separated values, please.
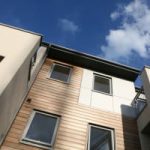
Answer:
[1, 0, 150, 73]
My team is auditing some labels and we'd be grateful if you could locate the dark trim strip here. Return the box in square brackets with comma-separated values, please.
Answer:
[48, 44, 140, 81]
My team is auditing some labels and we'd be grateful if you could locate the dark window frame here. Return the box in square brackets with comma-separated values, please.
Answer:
[21, 110, 60, 149]
[49, 63, 72, 83]
[87, 124, 115, 150]
[92, 74, 112, 95]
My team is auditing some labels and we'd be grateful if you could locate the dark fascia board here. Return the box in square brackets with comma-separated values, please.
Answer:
[41, 41, 49, 47]
[48, 44, 140, 81]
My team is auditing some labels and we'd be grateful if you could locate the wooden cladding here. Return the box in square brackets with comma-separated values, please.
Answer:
[1, 58, 141, 150]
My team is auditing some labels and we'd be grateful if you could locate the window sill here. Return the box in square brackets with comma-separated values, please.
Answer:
[46, 77, 70, 84]
[92, 89, 113, 96]
[20, 140, 52, 150]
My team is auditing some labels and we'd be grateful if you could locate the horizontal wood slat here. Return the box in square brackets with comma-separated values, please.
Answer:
[1, 59, 141, 150]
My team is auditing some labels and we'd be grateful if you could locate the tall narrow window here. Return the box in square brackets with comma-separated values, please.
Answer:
[28, 52, 37, 81]
[50, 63, 71, 83]
[21, 110, 60, 149]
[93, 74, 112, 94]
[88, 125, 115, 150]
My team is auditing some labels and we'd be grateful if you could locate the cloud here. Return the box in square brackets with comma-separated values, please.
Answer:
[101, 0, 150, 61]
[58, 18, 79, 34]
[110, 11, 120, 20]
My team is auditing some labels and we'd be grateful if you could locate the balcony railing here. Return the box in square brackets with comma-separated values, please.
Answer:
[131, 88, 147, 117]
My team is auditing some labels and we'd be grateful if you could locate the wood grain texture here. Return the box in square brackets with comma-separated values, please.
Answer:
[1, 59, 141, 150]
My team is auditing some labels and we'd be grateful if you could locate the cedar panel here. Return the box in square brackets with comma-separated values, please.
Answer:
[1, 59, 141, 150]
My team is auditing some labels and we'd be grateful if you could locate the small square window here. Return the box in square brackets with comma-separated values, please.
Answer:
[21, 110, 60, 149]
[93, 74, 112, 94]
[50, 63, 71, 83]
[88, 125, 115, 150]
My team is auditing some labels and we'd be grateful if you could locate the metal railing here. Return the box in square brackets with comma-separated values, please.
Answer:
[131, 88, 147, 116]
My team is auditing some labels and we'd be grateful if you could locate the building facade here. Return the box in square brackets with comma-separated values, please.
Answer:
[0, 24, 149, 150]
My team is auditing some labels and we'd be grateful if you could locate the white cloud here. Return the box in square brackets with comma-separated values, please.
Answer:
[58, 18, 79, 34]
[101, 0, 150, 61]
[110, 11, 120, 20]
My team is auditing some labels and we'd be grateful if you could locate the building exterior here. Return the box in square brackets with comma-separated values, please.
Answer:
[0, 24, 47, 146]
[136, 67, 150, 149]
[0, 24, 149, 150]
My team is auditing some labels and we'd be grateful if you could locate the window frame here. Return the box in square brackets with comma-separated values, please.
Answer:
[28, 51, 38, 81]
[87, 124, 115, 150]
[92, 73, 112, 95]
[21, 110, 60, 149]
[49, 63, 72, 83]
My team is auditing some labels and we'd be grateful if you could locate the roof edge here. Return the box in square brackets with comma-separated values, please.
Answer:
[50, 44, 140, 74]
[0, 23, 43, 37]
[48, 44, 140, 81]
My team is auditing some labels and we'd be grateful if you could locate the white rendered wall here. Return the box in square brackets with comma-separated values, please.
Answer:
[79, 69, 137, 117]
[0, 24, 46, 145]
[0, 25, 41, 94]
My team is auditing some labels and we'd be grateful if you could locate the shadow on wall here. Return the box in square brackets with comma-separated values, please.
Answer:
[121, 104, 141, 150]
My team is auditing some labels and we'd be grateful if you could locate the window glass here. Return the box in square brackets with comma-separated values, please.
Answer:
[89, 126, 114, 150]
[31, 53, 36, 67]
[94, 75, 111, 94]
[26, 113, 57, 144]
[22, 111, 59, 148]
[50, 64, 71, 82]
[28, 52, 37, 81]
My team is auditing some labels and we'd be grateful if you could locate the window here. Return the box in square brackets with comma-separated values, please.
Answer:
[28, 52, 37, 81]
[88, 125, 115, 150]
[31, 52, 37, 67]
[93, 74, 112, 94]
[21, 110, 60, 149]
[0, 55, 4, 62]
[50, 63, 71, 83]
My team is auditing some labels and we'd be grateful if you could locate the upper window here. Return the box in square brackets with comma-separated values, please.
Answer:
[31, 52, 37, 67]
[50, 63, 71, 83]
[28, 52, 37, 81]
[0, 55, 4, 62]
[88, 125, 115, 150]
[21, 110, 60, 149]
[93, 74, 112, 94]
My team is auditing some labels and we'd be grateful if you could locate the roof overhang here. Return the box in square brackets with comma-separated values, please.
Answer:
[48, 44, 140, 81]
[0, 23, 43, 46]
